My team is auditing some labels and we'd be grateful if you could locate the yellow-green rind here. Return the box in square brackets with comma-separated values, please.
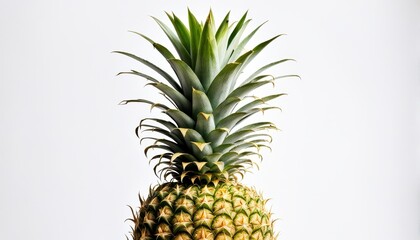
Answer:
[129, 183, 276, 240]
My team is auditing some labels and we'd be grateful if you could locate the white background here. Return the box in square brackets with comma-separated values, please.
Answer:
[1, 0, 419, 240]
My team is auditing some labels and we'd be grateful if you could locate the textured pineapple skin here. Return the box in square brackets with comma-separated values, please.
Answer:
[131, 182, 276, 240]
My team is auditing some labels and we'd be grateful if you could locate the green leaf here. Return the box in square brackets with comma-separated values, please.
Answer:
[216, 108, 264, 131]
[206, 50, 253, 109]
[192, 88, 213, 119]
[224, 129, 254, 144]
[116, 70, 159, 83]
[190, 141, 213, 158]
[213, 97, 242, 123]
[167, 12, 191, 55]
[173, 127, 205, 143]
[216, 111, 252, 130]
[112, 51, 181, 91]
[234, 49, 254, 63]
[215, 11, 230, 42]
[154, 160, 172, 179]
[119, 98, 169, 111]
[228, 11, 248, 47]
[140, 118, 177, 132]
[213, 143, 235, 154]
[231, 122, 278, 135]
[207, 128, 229, 148]
[172, 128, 211, 159]
[209, 161, 224, 172]
[236, 94, 286, 113]
[236, 141, 271, 154]
[223, 18, 251, 65]
[206, 62, 240, 108]
[226, 80, 273, 100]
[237, 35, 283, 74]
[241, 59, 295, 86]
[228, 21, 266, 63]
[230, 142, 266, 153]
[219, 152, 240, 163]
[149, 152, 172, 164]
[140, 127, 184, 145]
[202, 153, 222, 163]
[188, 9, 202, 69]
[273, 74, 302, 81]
[129, 31, 175, 59]
[171, 152, 199, 164]
[168, 59, 205, 100]
[195, 11, 219, 90]
[148, 82, 191, 113]
[140, 137, 184, 152]
[195, 112, 215, 137]
[144, 144, 174, 157]
[224, 158, 253, 169]
[215, 11, 230, 64]
[164, 109, 195, 128]
[152, 16, 191, 65]
[225, 131, 272, 144]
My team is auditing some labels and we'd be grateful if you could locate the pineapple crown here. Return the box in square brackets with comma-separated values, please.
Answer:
[115, 10, 297, 185]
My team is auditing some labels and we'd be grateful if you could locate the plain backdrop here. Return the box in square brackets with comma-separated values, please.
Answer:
[0, 0, 419, 240]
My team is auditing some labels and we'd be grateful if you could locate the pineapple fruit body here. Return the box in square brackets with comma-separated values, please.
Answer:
[116, 10, 295, 240]
[132, 183, 274, 240]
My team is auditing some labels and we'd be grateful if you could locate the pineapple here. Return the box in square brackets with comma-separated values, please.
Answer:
[115, 10, 296, 240]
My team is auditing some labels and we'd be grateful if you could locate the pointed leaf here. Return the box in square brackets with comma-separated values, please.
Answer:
[167, 12, 191, 55]
[174, 128, 203, 141]
[168, 59, 204, 100]
[226, 80, 273, 100]
[233, 121, 277, 132]
[215, 11, 230, 42]
[195, 112, 215, 137]
[215, 12, 231, 64]
[112, 51, 181, 91]
[188, 9, 202, 69]
[237, 35, 283, 74]
[223, 19, 251, 65]
[236, 94, 286, 113]
[116, 70, 159, 83]
[119, 98, 170, 111]
[149, 82, 191, 113]
[213, 143, 235, 154]
[152, 16, 191, 65]
[206, 62, 240, 108]
[242, 59, 295, 86]
[171, 152, 198, 163]
[140, 118, 177, 131]
[220, 152, 239, 163]
[164, 109, 195, 128]
[228, 11, 248, 47]
[144, 144, 173, 157]
[228, 21, 266, 62]
[140, 127, 184, 146]
[224, 129, 255, 144]
[207, 128, 229, 148]
[195, 11, 219, 89]
[207, 50, 253, 108]
[191, 142, 211, 152]
[129, 31, 175, 59]
[194, 162, 208, 171]
[203, 153, 222, 163]
[216, 108, 260, 130]
[211, 161, 225, 172]
[191, 141, 213, 157]
[192, 88, 213, 118]
[213, 97, 242, 123]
